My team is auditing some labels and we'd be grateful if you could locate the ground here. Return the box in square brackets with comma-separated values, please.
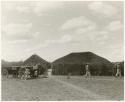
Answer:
[2, 75, 124, 101]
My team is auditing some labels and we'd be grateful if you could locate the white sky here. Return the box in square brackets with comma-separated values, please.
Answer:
[1, 1, 124, 62]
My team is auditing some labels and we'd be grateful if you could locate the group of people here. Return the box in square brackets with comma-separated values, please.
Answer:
[19, 66, 39, 80]
[18, 68, 30, 80]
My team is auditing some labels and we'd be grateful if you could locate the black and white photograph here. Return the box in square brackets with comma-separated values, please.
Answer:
[1, 0, 124, 101]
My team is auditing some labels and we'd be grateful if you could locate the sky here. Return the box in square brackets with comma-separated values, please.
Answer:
[1, 1, 124, 62]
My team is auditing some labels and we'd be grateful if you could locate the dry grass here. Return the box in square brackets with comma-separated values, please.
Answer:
[2, 75, 124, 101]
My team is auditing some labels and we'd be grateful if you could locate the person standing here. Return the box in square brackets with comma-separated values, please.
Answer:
[115, 63, 121, 77]
[34, 70, 38, 78]
[85, 63, 91, 78]
[24, 68, 30, 80]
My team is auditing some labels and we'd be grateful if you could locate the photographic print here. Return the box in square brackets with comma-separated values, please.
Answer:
[1, 0, 124, 101]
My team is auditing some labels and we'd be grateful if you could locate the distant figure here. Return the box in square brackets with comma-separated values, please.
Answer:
[47, 69, 52, 77]
[34, 70, 38, 78]
[115, 63, 121, 78]
[85, 63, 91, 78]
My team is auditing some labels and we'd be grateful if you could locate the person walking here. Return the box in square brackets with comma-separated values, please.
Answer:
[115, 63, 121, 78]
[85, 63, 91, 78]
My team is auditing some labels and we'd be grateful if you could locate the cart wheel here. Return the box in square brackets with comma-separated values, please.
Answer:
[2, 69, 9, 78]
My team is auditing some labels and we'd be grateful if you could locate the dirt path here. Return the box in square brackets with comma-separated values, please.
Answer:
[2, 76, 124, 101]
[51, 76, 124, 100]
[52, 76, 108, 100]
[2, 77, 100, 101]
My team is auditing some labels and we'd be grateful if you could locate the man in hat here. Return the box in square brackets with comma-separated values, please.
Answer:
[115, 63, 121, 77]
[85, 63, 91, 78]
